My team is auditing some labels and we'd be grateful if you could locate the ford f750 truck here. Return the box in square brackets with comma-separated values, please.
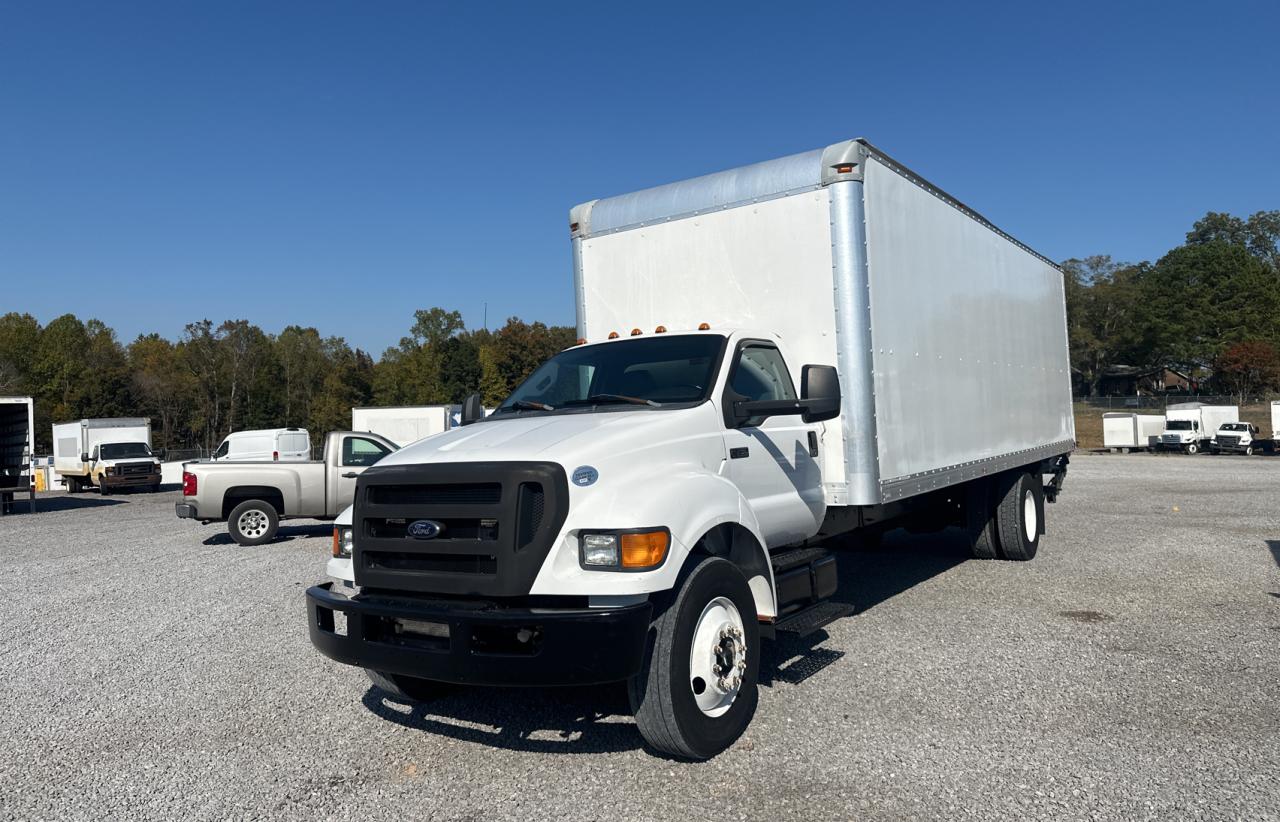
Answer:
[306, 138, 1075, 760]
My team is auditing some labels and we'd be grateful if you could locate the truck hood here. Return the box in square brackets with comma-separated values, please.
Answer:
[373, 406, 720, 471]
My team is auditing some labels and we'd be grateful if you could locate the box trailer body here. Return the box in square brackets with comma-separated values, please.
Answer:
[351, 406, 452, 448]
[0, 397, 35, 512]
[571, 139, 1074, 505]
[1271, 401, 1280, 439]
[52, 418, 161, 492]
[306, 138, 1074, 760]
[1102, 412, 1165, 450]
[1158, 403, 1238, 453]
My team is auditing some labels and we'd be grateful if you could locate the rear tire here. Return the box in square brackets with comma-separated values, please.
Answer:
[365, 669, 447, 702]
[628, 556, 759, 760]
[964, 477, 1001, 560]
[228, 499, 280, 546]
[994, 471, 1043, 561]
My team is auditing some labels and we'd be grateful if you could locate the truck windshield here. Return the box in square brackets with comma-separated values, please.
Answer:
[100, 442, 153, 460]
[1166, 420, 1193, 431]
[495, 334, 726, 414]
[1220, 423, 1248, 431]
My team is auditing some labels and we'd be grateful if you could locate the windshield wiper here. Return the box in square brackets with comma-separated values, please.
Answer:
[502, 399, 555, 412]
[576, 393, 662, 408]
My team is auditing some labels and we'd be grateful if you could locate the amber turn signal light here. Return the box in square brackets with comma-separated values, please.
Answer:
[621, 530, 669, 569]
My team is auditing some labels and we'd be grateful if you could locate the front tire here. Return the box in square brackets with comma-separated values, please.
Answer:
[227, 499, 280, 546]
[1186, 442, 1199, 455]
[994, 471, 1043, 561]
[628, 556, 759, 760]
[1245, 445, 1255, 456]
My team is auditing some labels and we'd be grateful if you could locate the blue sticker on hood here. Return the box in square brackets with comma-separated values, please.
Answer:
[572, 465, 599, 487]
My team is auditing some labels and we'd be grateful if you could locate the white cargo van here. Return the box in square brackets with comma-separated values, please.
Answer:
[212, 428, 310, 462]
[1102, 412, 1165, 452]
[1157, 403, 1238, 454]
[53, 418, 162, 493]
[305, 138, 1075, 760]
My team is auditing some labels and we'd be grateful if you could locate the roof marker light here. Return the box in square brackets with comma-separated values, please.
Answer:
[576, 338, 586, 346]
[630, 328, 642, 336]
[698, 322, 711, 330]
[836, 163, 856, 174]
[655, 325, 667, 333]
[608, 331, 619, 339]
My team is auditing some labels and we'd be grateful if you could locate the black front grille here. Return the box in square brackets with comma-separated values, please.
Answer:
[118, 462, 155, 476]
[1218, 435, 1239, 447]
[353, 462, 568, 597]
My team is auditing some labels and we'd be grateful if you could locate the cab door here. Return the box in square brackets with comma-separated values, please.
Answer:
[720, 340, 824, 545]
[326, 435, 394, 514]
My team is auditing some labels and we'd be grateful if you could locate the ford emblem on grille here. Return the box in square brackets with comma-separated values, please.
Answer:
[572, 466, 598, 487]
[407, 519, 445, 539]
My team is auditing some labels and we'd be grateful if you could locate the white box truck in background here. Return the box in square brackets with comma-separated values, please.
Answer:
[53, 418, 162, 493]
[351, 406, 452, 447]
[212, 428, 311, 461]
[1102, 412, 1165, 452]
[306, 138, 1075, 760]
[1157, 403, 1238, 454]
[0, 396, 35, 514]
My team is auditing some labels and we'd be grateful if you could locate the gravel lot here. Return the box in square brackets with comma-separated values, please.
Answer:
[2, 454, 1278, 821]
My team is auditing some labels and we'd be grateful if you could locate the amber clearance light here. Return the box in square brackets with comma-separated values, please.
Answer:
[621, 531, 669, 569]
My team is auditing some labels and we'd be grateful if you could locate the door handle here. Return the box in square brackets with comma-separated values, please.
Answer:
[341, 472, 359, 479]
[807, 431, 819, 458]
[729, 447, 749, 459]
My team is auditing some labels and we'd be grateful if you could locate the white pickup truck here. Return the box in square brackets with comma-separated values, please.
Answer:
[306, 139, 1075, 760]
[176, 431, 397, 545]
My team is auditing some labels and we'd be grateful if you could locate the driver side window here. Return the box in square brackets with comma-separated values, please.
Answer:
[342, 436, 392, 467]
[729, 344, 796, 427]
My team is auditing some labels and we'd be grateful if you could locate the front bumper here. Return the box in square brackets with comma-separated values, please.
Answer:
[306, 582, 652, 687]
[100, 472, 161, 489]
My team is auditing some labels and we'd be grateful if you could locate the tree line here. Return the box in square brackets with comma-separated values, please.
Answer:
[1066, 210, 1280, 398]
[0, 308, 574, 453]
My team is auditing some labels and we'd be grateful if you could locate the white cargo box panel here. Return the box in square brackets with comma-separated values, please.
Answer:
[573, 139, 1074, 506]
[1272, 401, 1280, 438]
[351, 406, 451, 448]
[1102, 413, 1165, 448]
[1166, 402, 1237, 433]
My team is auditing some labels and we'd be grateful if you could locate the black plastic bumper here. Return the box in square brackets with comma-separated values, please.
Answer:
[175, 503, 198, 518]
[306, 583, 652, 687]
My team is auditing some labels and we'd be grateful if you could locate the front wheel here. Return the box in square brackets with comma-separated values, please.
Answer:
[1186, 442, 1199, 455]
[628, 557, 759, 760]
[1245, 445, 1255, 456]
[227, 499, 280, 546]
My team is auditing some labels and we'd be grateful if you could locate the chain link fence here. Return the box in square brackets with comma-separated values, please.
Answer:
[1076, 395, 1272, 410]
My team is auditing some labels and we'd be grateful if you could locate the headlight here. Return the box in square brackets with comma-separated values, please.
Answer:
[332, 526, 354, 558]
[579, 529, 670, 571]
[105, 467, 115, 475]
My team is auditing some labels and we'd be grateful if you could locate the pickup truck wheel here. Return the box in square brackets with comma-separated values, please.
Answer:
[228, 500, 279, 546]
[98, 481, 111, 496]
[964, 477, 1000, 560]
[365, 669, 447, 703]
[628, 556, 759, 761]
[994, 471, 1043, 561]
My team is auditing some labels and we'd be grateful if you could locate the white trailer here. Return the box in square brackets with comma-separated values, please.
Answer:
[350, 406, 453, 448]
[1272, 401, 1280, 439]
[1157, 403, 1238, 454]
[52, 418, 161, 493]
[0, 396, 35, 514]
[307, 137, 1075, 760]
[1102, 412, 1165, 452]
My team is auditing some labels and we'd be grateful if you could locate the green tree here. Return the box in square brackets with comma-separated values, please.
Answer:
[1213, 340, 1280, 401]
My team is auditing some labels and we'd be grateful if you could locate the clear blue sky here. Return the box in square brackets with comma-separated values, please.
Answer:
[3, 1, 1277, 356]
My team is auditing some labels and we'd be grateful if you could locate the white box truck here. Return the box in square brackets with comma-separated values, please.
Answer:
[351, 406, 452, 447]
[1102, 412, 1165, 452]
[306, 138, 1075, 760]
[1157, 403, 1238, 454]
[53, 418, 163, 493]
[1, 396, 35, 514]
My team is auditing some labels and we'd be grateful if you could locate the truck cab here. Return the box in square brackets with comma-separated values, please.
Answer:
[84, 441, 163, 493]
[1211, 422, 1260, 455]
[1159, 419, 1203, 453]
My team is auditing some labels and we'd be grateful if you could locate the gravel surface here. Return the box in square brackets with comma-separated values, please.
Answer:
[2, 455, 1278, 821]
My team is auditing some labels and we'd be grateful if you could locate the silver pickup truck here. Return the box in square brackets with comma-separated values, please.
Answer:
[175, 431, 398, 545]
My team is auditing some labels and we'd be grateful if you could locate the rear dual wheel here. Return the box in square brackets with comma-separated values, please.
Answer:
[964, 470, 1043, 561]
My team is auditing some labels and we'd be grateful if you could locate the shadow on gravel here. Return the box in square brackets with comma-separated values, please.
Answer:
[202, 523, 334, 546]
[1267, 540, 1280, 570]
[12, 495, 125, 513]
[833, 527, 971, 612]
[361, 684, 643, 754]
